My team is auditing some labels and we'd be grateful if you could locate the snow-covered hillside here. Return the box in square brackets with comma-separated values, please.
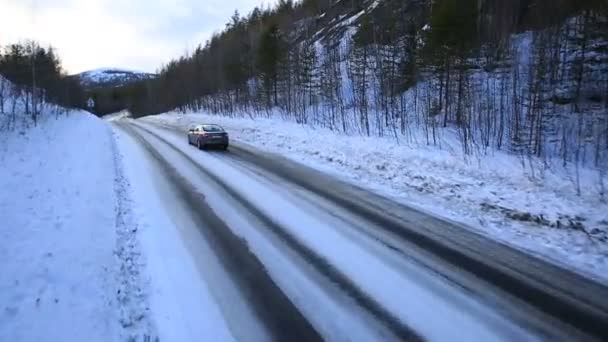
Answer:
[76, 68, 155, 89]
[156, 2, 606, 178]
[0, 75, 68, 132]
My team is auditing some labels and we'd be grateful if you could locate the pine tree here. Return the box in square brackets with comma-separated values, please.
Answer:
[257, 24, 283, 106]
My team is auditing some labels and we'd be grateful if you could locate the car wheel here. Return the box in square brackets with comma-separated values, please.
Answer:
[223, 144, 228, 151]
[197, 139, 202, 150]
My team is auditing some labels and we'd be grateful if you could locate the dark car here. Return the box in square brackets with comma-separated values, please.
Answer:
[187, 124, 229, 150]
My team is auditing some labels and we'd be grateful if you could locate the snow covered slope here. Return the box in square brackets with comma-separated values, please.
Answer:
[0, 112, 155, 341]
[0, 75, 66, 130]
[76, 68, 155, 89]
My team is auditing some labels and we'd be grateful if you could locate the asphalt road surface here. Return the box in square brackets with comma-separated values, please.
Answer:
[114, 118, 608, 341]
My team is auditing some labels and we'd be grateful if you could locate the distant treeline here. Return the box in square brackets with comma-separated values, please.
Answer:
[0, 41, 85, 119]
[87, 86, 132, 116]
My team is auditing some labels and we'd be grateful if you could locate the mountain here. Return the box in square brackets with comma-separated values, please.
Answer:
[76, 68, 156, 89]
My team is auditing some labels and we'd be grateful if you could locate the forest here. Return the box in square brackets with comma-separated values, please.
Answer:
[0, 41, 84, 123]
[116, 0, 607, 179]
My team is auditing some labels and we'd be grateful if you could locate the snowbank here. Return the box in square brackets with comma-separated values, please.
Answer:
[0, 112, 153, 341]
[143, 111, 608, 282]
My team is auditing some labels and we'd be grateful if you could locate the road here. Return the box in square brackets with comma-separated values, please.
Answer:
[113, 118, 608, 341]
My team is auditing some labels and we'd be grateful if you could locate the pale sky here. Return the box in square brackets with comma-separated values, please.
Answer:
[0, 0, 277, 74]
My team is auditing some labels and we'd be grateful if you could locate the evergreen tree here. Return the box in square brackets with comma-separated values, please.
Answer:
[257, 24, 283, 106]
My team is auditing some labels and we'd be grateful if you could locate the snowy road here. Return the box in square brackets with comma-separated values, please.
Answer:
[112, 118, 608, 341]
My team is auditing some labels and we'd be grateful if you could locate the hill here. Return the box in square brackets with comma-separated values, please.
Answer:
[96, 0, 608, 172]
[76, 67, 155, 89]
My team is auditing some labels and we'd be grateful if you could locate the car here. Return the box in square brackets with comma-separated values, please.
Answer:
[187, 124, 229, 150]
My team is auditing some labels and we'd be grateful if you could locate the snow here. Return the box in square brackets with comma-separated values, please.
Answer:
[142, 111, 608, 283]
[1, 76, 604, 339]
[130, 120, 536, 341]
[0, 111, 153, 341]
[111, 124, 236, 341]
[0, 75, 66, 131]
[82, 67, 150, 79]
[77, 68, 155, 87]
[88, 67, 146, 74]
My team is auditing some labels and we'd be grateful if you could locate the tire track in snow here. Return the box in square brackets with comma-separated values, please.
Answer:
[224, 143, 608, 341]
[117, 122, 323, 342]
[143, 120, 608, 341]
[129, 121, 423, 341]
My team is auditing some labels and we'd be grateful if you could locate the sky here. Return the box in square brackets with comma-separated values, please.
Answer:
[0, 0, 277, 74]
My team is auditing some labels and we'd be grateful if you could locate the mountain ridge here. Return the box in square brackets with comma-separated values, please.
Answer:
[75, 67, 156, 89]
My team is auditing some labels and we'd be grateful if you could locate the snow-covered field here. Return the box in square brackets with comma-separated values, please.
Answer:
[0, 112, 154, 341]
[143, 111, 608, 282]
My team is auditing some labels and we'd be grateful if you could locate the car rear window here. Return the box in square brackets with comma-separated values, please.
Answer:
[202, 125, 223, 132]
